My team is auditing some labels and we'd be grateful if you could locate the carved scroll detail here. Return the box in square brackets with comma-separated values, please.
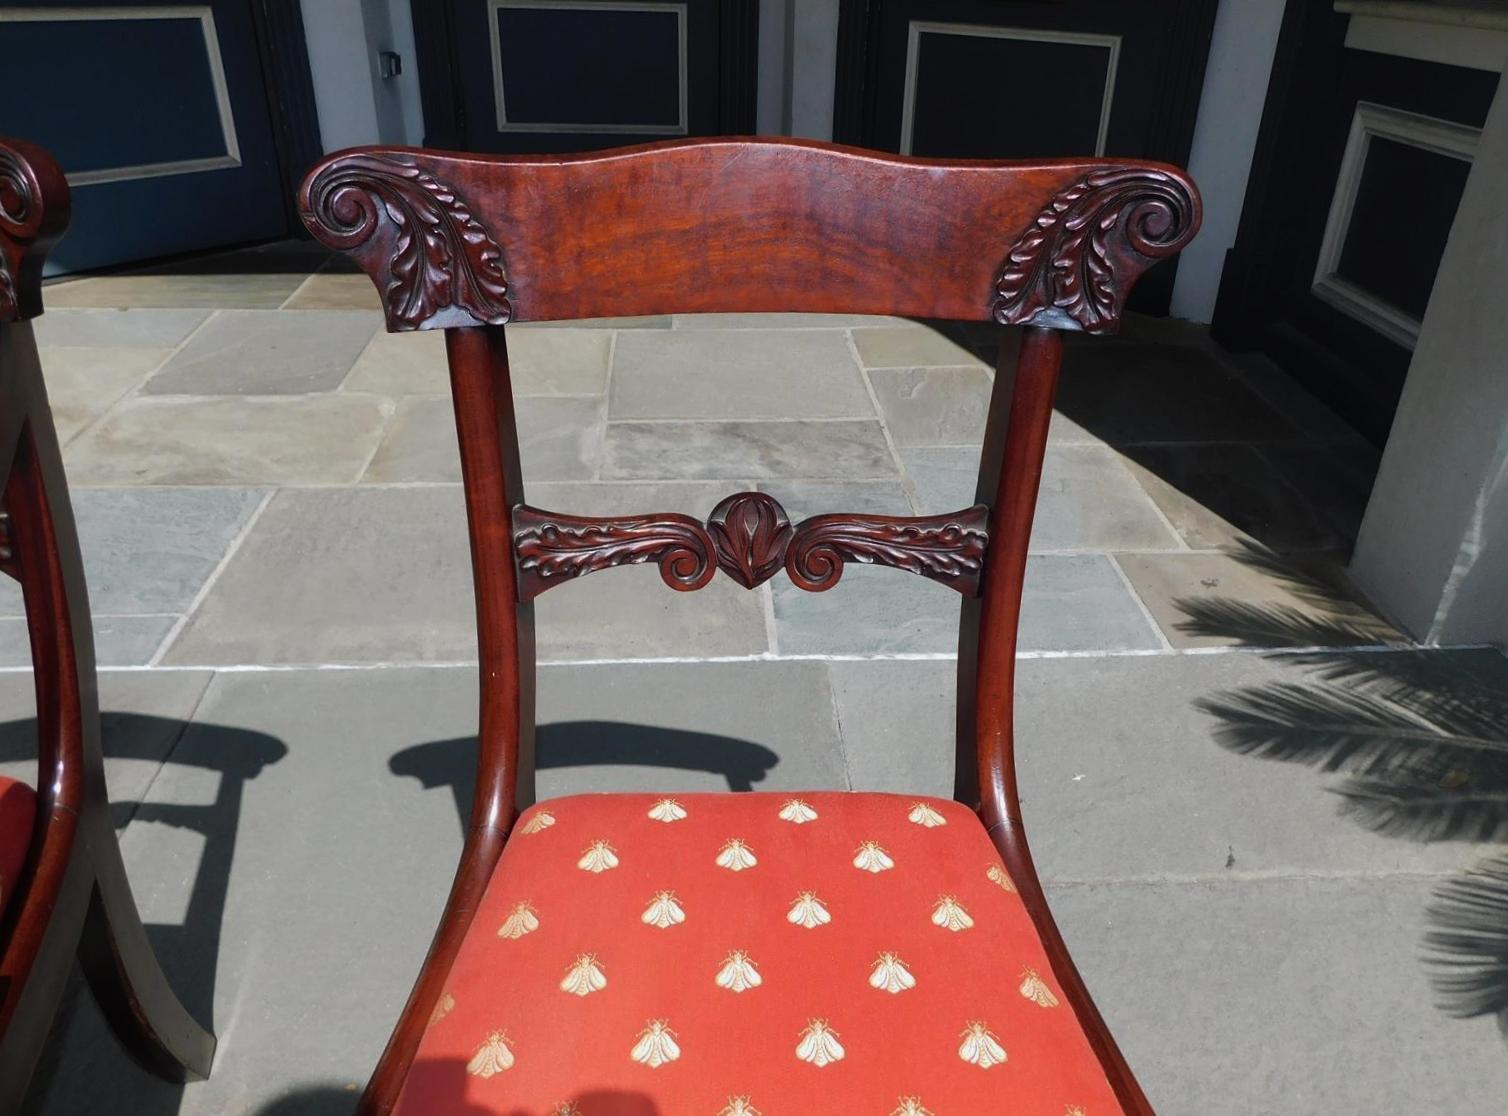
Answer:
[708, 492, 793, 589]
[300, 154, 511, 331]
[0, 141, 52, 323]
[512, 494, 991, 599]
[512, 505, 715, 602]
[993, 166, 1200, 333]
[786, 506, 989, 594]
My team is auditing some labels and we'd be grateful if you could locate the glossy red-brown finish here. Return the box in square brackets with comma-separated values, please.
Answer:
[301, 138, 1198, 330]
[299, 138, 1200, 1116]
[0, 138, 214, 1109]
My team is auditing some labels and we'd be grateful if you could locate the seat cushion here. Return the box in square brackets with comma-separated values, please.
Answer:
[0, 775, 37, 922]
[397, 792, 1124, 1115]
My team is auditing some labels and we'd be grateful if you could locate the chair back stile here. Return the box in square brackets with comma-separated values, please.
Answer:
[298, 137, 1200, 1115]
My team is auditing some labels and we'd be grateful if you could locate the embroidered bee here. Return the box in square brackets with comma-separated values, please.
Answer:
[716, 838, 758, 871]
[986, 863, 1017, 893]
[560, 953, 607, 997]
[908, 802, 948, 827]
[641, 890, 686, 929]
[869, 951, 916, 994]
[466, 1030, 514, 1077]
[1066, 1107, 1088, 1116]
[779, 798, 818, 824]
[852, 840, 895, 873]
[958, 1021, 1007, 1069]
[550, 1105, 581, 1116]
[891, 1099, 935, 1116]
[427, 992, 455, 1028]
[715, 950, 762, 993]
[795, 1019, 845, 1066]
[787, 890, 831, 929]
[578, 839, 619, 873]
[1019, 966, 1060, 1008]
[719, 1097, 762, 1116]
[647, 798, 687, 822]
[931, 895, 974, 932]
[519, 810, 555, 835]
[630, 1019, 681, 1068]
[497, 900, 539, 939]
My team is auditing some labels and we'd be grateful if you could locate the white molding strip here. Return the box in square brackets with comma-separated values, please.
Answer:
[0, 5, 241, 187]
[488, 0, 689, 135]
[899, 21, 1120, 156]
[1342, 6, 1508, 72]
[1311, 101, 1480, 350]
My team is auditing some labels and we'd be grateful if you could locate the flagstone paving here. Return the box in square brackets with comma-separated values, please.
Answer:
[7, 244, 1505, 1115]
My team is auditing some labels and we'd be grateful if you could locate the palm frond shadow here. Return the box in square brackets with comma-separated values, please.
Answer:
[1183, 545, 1508, 1032]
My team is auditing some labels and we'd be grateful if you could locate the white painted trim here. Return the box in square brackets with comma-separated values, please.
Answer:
[488, 0, 689, 135]
[1336, 0, 1508, 32]
[899, 21, 1120, 156]
[1311, 101, 1480, 350]
[0, 5, 242, 187]
[1344, 11, 1508, 72]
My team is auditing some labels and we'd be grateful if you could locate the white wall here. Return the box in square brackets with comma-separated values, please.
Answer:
[300, 0, 424, 152]
[1169, 0, 1287, 322]
[788, 0, 840, 140]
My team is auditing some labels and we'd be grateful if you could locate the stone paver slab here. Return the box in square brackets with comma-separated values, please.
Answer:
[0, 487, 266, 617]
[363, 395, 603, 483]
[64, 395, 391, 485]
[143, 309, 380, 395]
[866, 366, 992, 446]
[32, 308, 210, 348]
[610, 328, 873, 419]
[162, 486, 476, 665]
[603, 419, 895, 480]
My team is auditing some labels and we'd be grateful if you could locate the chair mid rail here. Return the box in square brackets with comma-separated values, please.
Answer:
[511, 491, 990, 601]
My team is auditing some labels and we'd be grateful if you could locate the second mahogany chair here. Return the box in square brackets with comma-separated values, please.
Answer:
[0, 138, 216, 1110]
[300, 138, 1200, 1115]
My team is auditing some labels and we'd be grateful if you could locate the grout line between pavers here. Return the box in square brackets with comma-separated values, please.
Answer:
[845, 329, 916, 510]
[821, 661, 856, 792]
[351, 395, 401, 484]
[8, 639, 1480, 676]
[144, 489, 277, 667]
[594, 330, 618, 483]
[1106, 553, 1174, 653]
[1043, 866, 1477, 888]
[111, 667, 218, 832]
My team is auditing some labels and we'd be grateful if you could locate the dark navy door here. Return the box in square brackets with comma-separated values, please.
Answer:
[420, 0, 756, 154]
[0, 1, 289, 272]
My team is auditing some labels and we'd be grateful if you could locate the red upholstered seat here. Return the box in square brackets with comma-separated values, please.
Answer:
[0, 776, 37, 923]
[397, 793, 1122, 1116]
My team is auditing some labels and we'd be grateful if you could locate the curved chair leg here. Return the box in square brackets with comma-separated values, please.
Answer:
[75, 825, 216, 1082]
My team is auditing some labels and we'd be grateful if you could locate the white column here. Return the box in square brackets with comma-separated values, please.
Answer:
[1349, 81, 1508, 644]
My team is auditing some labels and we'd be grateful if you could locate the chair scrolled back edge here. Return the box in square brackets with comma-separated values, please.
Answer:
[298, 137, 1200, 331]
[0, 137, 70, 324]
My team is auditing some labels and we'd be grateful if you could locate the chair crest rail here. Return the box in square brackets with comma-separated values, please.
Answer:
[299, 140, 1200, 330]
[512, 492, 989, 601]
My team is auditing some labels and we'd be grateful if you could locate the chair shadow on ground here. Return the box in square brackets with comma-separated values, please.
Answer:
[1178, 546, 1508, 1037]
[390, 720, 781, 832]
[246, 1078, 660, 1116]
[3, 713, 288, 1115]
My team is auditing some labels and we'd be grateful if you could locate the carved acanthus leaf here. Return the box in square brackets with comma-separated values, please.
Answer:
[512, 505, 715, 601]
[993, 166, 1199, 333]
[785, 507, 990, 594]
[300, 154, 511, 330]
[707, 492, 794, 589]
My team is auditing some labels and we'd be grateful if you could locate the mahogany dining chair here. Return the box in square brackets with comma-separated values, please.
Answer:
[0, 137, 215, 1110]
[300, 137, 1200, 1115]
